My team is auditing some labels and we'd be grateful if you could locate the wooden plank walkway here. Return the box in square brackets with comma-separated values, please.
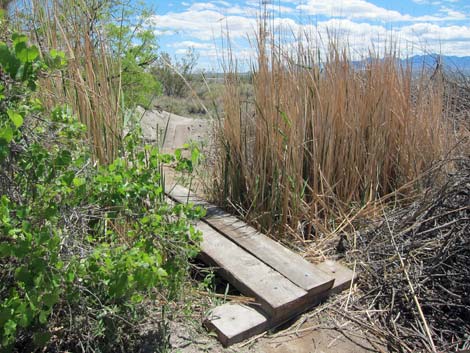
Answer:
[167, 185, 334, 294]
[197, 221, 310, 319]
[204, 259, 354, 346]
[165, 183, 357, 346]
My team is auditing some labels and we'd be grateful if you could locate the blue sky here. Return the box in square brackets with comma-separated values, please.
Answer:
[146, 0, 470, 70]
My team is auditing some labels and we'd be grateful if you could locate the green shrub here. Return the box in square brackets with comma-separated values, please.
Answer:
[152, 49, 199, 98]
[0, 24, 202, 352]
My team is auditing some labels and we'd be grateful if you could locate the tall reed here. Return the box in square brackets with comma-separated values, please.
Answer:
[213, 23, 452, 237]
[26, 0, 122, 164]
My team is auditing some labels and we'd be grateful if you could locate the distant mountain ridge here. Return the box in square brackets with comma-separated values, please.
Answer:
[203, 54, 470, 75]
[404, 54, 470, 72]
[349, 54, 470, 74]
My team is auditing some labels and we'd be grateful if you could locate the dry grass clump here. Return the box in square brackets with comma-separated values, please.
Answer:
[348, 157, 470, 352]
[23, 0, 122, 163]
[212, 25, 454, 237]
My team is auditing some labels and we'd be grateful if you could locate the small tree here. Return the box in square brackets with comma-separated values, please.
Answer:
[152, 47, 199, 97]
[106, 16, 162, 109]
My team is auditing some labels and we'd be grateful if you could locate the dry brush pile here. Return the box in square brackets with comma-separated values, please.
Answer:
[348, 158, 469, 352]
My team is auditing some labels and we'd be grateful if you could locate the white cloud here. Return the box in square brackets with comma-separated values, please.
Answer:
[187, 2, 219, 11]
[171, 40, 215, 50]
[213, 0, 230, 6]
[245, 0, 295, 13]
[298, 0, 407, 21]
[399, 22, 470, 42]
[297, 0, 467, 22]
[438, 6, 466, 19]
[311, 20, 470, 56]
[149, 9, 257, 41]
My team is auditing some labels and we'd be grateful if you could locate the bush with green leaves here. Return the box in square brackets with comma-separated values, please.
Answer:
[0, 24, 203, 352]
[152, 49, 199, 98]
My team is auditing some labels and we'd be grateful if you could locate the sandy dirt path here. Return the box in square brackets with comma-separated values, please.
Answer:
[136, 107, 213, 152]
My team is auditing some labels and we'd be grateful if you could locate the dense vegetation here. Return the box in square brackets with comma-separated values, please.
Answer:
[1, 0, 469, 352]
[0, 5, 204, 352]
[214, 24, 458, 237]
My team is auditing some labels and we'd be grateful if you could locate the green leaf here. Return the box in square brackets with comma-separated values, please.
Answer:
[0, 308, 11, 327]
[0, 42, 12, 67]
[66, 270, 75, 283]
[0, 243, 11, 257]
[175, 148, 182, 160]
[55, 150, 72, 167]
[50, 49, 64, 59]
[18, 305, 33, 327]
[49, 49, 66, 67]
[15, 266, 33, 284]
[72, 177, 86, 187]
[156, 267, 167, 278]
[0, 126, 14, 143]
[43, 293, 58, 308]
[17, 45, 39, 63]
[131, 294, 144, 304]
[280, 111, 292, 127]
[0, 42, 20, 77]
[38, 311, 48, 324]
[14, 240, 30, 258]
[7, 110, 23, 128]
[191, 147, 200, 167]
[3, 319, 17, 337]
[12, 33, 28, 46]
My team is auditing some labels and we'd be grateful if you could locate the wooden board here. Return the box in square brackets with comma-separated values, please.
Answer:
[204, 261, 358, 346]
[165, 182, 358, 346]
[196, 221, 310, 320]
[204, 304, 269, 347]
[166, 184, 334, 295]
[316, 260, 357, 295]
[204, 216, 334, 295]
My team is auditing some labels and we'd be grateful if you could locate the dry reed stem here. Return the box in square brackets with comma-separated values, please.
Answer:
[27, 0, 123, 164]
[213, 18, 454, 237]
[383, 209, 437, 352]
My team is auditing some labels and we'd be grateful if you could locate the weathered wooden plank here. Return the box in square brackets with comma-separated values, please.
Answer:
[204, 304, 269, 347]
[204, 261, 357, 346]
[166, 184, 334, 295]
[164, 183, 210, 207]
[316, 260, 357, 295]
[204, 216, 334, 295]
[196, 221, 309, 320]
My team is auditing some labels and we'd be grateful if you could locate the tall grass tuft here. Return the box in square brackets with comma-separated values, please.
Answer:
[25, 0, 123, 164]
[213, 23, 453, 237]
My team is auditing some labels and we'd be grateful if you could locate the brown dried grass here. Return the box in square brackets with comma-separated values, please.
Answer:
[212, 23, 455, 238]
[28, 0, 122, 164]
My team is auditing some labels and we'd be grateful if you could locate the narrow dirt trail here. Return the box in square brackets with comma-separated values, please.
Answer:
[137, 107, 212, 152]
